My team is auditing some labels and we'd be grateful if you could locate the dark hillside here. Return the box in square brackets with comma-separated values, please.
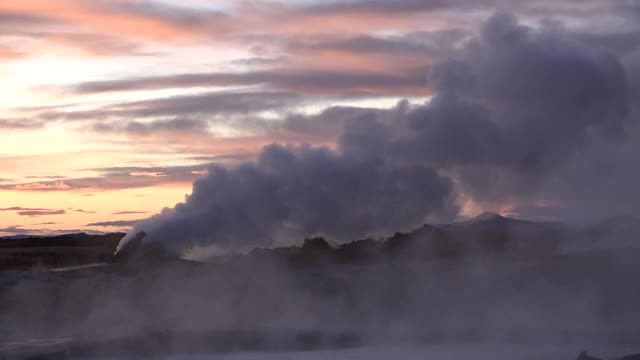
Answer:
[0, 233, 124, 271]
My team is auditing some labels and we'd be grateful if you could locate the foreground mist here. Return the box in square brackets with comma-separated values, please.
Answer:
[3, 215, 640, 358]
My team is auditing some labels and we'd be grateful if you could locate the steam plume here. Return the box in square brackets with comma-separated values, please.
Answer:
[119, 13, 633, 255]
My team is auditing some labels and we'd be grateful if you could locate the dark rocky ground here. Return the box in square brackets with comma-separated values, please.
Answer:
[0, 233, 123, 272]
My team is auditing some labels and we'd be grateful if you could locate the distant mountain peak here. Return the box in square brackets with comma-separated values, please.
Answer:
[470, 211, 505, 222]
[302, 237, 332, 251]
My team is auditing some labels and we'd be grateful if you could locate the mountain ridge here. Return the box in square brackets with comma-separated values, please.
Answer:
[3, 214, 639, 271]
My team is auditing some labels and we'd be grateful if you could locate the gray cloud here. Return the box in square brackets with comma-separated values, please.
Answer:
[272, 106, 390, 143]
[17, 209, 66, 217]
[0, 207, 66, 217]
[92, 117, 208, 135]
[527, 123, 640, 220]
[112, 211, 149, 215]
[0, 226, 104, 236]
[431, 12, 630, 201]
[616, 0, 640, 21]
[299, 0, 469, 14]
[229, 56, 284, 67]
[24, 175, 67, 180]
[74, 209, 96, 214]
[0, 164, 211, 192]
[86, 220, 142, 227]
[294, 0, 613, 20]
[106, 91, 299, 118]
[32, 91, 301, 124]
[64, 69, 426, 97]
[577, 31, 640, 55]
[0, 226, 38, 235]
[188, 153, 255, 163]
[287, 29, 469, 58]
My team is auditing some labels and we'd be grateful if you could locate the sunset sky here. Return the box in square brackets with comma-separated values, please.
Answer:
[1, 0, 639, 237]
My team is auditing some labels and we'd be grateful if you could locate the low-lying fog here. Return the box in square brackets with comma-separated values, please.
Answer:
[77, 344, 640, 360]
[2, 230, 640, 358]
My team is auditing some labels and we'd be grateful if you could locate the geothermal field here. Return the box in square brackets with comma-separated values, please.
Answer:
[2, 214, 640, 359]
[2, 1, 640, 359]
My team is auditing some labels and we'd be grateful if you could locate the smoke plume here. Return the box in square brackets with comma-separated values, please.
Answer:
[119, 13, 634, 255]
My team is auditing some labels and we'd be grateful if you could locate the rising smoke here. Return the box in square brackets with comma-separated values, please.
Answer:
[119, 13, 634, 255]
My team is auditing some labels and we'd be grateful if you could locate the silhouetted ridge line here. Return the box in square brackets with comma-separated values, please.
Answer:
[208, 216, 569, 269]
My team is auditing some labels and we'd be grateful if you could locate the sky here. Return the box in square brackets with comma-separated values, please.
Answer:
[1, 0, 639, 238]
